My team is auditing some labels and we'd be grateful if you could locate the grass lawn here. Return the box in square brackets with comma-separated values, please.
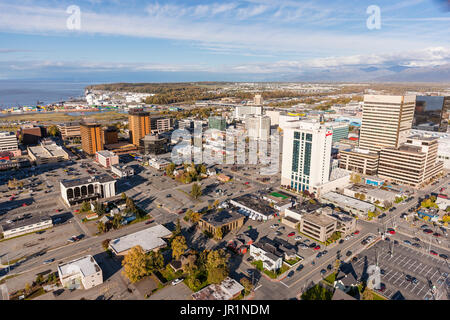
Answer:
[372, 291, 387, 300]
[252, 260, 290, 279]
[323, 272, 336, 285]
[284, 257, 301, 266]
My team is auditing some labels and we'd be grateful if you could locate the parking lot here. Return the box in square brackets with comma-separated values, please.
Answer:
[353, 240, 449, 300]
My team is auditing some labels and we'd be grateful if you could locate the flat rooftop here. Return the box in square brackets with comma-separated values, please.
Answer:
[58, 255, 101, 278]
[231, 194, 276, 216]
[192, 277, 243, 300]
[321, 191, 375, 212]
[302, 213, 336, 227]
[1, 213, 52, 232]
[60, 174, 115, 188]
[96, 150, 116, 157]
[200, 210, 244, 227]
[109, 224, 172, 254]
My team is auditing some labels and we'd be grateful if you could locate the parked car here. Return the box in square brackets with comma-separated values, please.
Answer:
[171, 278, 183, 286]
[294, 236, 302, 241]
[43, 258, 55, 264]
[316, 252, 323, 258]
[327, 264, 332, 270]
[288, 232, 295, 237]
[377, 283, 386, 292]
[387, 229, 396, 235]
[287, 271, 295, 278]
[433, 232, 442, 237]
[430, 250, 438, 256]
[320, 269, 326, 275]
[405, 274, 412, 281]
[339, 239, 344, 244]
[296, 264, 304, 272]
[439, 254, 448, 260]
[313, 245, 321, 251]
[354, 230, 360, 235]
[413, 237, 421, 242]
[403, 240, 412, 245]
[346, 250, 352, 257]
[423, 229, 433, 234]
[412, 243, 422, 248]
[352, 257, 358, 262]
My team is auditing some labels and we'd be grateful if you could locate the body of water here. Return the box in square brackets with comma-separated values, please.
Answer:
[0, 80, 95, 108]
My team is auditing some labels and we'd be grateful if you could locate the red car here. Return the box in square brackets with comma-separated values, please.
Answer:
[388, 229, 396, 235]
[354, 230, 360, 235]
[423, 229, 433, 234]
[288, 232, 295, 237]
[314, 245, 321, 251]
[74, 209, 80, 213]
[430, 250, 438, 256]
[245, 182, 250, 185]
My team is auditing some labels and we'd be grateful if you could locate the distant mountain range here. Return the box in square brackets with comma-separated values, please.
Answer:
[283, 64, 450, 83]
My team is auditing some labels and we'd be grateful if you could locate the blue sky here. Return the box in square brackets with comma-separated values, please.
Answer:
[0, 0, 449, 81]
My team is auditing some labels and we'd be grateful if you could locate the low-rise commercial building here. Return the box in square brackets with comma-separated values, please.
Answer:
[299, 212, 337, 242]
[27, 140, 70, 165]
[320, 191, 375, 216]
[0, 214, 52, 239]
[109, 224, 172, 256]
[198, 210, 245, 237]
[343, 184, 400, 207]
[151, 116, 174, 134]
[111, 164, 134, 178]
[57, 255, 103, 290]
[95, 150, 119, 168]
[192, 277, 244, 300]
[148, 157, 170, 170]
[0, 132, 19, 153]
[60, 174, 116, 207]
[230, 194, 277, 221]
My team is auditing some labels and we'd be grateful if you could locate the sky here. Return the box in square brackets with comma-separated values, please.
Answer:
[0, 0, 449, 82]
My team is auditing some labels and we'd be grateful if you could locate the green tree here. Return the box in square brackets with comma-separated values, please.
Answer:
[35, 274, 44, 285]
[240, 277, 253, 295]
[80, 201, 91, 212]
[102, 239, 111, 251]
[121, 245, 150, 283]
[148, 251, 164, 271]
[191, 183, 202, 200]
[174, 219, 182, 237]
[171, 235, 188, 260]
[112, 214, 123, 229]
[206, 249, 229, 284]
[97, 221, 107, 234]
[47, 125, 60, 137]
[126, 197, 137, 213]
[166, 163, 176, 176]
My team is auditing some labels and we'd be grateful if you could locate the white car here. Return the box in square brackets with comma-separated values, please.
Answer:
[295, 236, 302, 241]
[171, 278, 183, 286]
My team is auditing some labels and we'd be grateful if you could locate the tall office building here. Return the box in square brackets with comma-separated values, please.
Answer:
[80, 122, 104, 155]
[150, 115, 174, 134]
[208, 116, 227, 131]
[103, 126, 119, 145]
[128, 109, 151, 146]
[378, 135, 443, 187]
[57, 122, 81, 141]
[281, 122, 333, 193]
[413, 96, 449, 132]
[326, 122, 349, 144]
[0, 132, 19, 152]
[245, 115, 271, 140]
[359, 95, 416, 153]
[235, 105, 262, 120]
[253, 94, 264, 105]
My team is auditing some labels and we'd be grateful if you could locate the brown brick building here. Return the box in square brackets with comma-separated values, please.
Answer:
[80, 122, 104, 155]
[128, 110, 151, 146]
